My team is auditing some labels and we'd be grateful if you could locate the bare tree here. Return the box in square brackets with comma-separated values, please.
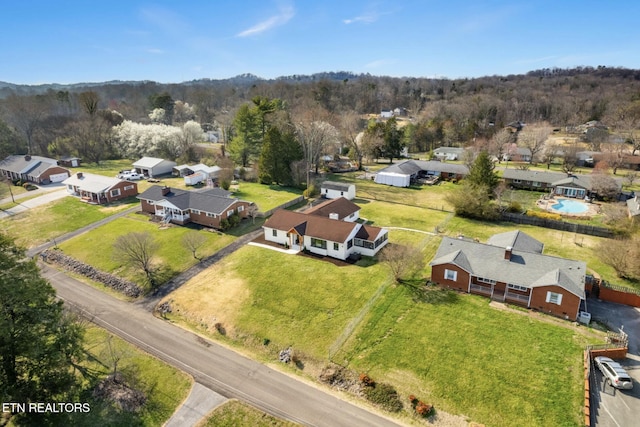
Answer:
[590, 168, 620, 201]
[517, 124, 552, 164]
[182, 231, 207, 261]
[488, 128, 513, 163]
[561, 144, 579, 174]
[624, 171, 638, 187]
[113, 232, 159, 287]
[295, 120, 340, 187]
[339, 112, 366, 169]
[379, 243, 424, 283]
[541, 144, 558, 169]
[597, 237, 640, 280]
[601, 142, 629, 175]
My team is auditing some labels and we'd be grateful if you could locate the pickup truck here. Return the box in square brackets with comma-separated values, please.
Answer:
[116, 170, 143, 180]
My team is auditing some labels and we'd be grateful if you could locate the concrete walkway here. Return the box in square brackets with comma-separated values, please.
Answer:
[164, 382, 227, 427]
[247, 241, 299, 254]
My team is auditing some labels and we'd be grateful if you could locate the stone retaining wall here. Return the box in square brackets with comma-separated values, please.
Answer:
[42, 249, 142, 298]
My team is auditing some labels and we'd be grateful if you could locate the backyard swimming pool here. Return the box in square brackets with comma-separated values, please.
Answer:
[550, 198, 589, 214]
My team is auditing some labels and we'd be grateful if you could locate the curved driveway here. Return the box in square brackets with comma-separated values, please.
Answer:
[42, 264, 401, 427]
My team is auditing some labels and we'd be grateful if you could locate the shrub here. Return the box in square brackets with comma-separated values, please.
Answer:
[526, 210, 562, 221]
[507, 201, 522, 213]
[359, 373, 375, 387]
[303, 184, 318, 198]
[415, 401, 433, 417]
[363, 382, 403, 412]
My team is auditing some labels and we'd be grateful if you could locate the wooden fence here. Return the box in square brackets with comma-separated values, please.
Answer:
[587, 278, 640, 308]
[500, 212, 614, 238]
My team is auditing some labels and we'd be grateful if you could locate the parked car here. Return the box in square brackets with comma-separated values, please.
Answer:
[116, 169, 143, 180]
[594, 356, 634, 389]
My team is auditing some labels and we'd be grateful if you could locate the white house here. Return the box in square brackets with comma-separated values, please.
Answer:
[263, 209, 388, 261]
[320, 181, 356, 200]
[132, 157, 177, 178]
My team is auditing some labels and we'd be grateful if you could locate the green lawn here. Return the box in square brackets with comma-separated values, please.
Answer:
[0, 196, 138, 248]
[339, 286, 596, 427]
[163, 244, 604, 427]
[164, 245, 390, 361]
[230, 182, 303, 213]
[328, 173, 456, 210]
[57, 214, 235, 289]
[72, 325, 192, 426]
[199, 400, 298, 427]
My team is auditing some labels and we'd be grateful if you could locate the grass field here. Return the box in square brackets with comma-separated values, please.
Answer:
[0, 196, 137, 248]
[162, 244, 604, 427]
[72, 325, 192, 426]
[339, 285, 599, 427]
[163, 245, 389, 362]
[57, 213, 235, 288]
[198, 400, 297, 427]
[230, 182, 303, 212]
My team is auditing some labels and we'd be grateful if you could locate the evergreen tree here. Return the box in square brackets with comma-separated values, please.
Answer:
[466, 150, 499, 195]
[0, 233, 84, 424]
[258, 127, 303, 186]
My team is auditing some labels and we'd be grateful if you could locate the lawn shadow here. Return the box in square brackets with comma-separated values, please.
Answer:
[400, 279, 459, 304]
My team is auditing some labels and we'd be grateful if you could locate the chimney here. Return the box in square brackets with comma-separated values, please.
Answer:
[161, 186, 170, 196]
[504, 246, 513, 260]
[329, 212, 339, 220]
[24, 155, 31, 161]
[76, 172, 83, 179]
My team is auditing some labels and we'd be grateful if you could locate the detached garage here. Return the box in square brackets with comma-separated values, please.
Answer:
[132, 157, 177, 178]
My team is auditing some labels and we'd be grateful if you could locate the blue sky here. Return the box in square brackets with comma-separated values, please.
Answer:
[2, 1, 640, 84]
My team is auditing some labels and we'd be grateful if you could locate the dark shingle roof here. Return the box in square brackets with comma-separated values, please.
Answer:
[321, 181, 353, 191]
[486, 230, 544, 253]
[137, 185, 244, 215]
[431, 233, 586, 298]
[304, 197, 360, 220]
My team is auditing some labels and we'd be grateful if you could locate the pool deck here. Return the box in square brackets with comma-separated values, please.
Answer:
[536, 196, 601, 217]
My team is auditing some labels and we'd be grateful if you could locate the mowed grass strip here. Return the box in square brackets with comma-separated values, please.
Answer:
[198, 400, 298, 427]
[230, 182, 303, 212]
[75, 325, 192, 427]
[328, 173, 456, 210]
[342, 286, 595, 427]
[0, 196, 137, 248]
[57, 214, 235, 288]
[164, 245, 388, 361]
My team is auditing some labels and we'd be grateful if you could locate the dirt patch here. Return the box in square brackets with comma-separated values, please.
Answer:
[162, 258, 249, 336]
[93, 373, 146, 412]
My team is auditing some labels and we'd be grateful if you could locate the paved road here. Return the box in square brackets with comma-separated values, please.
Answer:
[588, 298, 640, 355]
[42, 264, 401, 427]
[0, 185, 68, 218]
[165, 382, 227, 427]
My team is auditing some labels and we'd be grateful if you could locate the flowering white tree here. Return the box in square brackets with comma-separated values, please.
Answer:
[112, 120, 181, 159]
[148, 108, 166, 123]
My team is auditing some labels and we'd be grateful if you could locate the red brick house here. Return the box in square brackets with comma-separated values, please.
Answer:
[0, 154, 70, 184]
[63, 172, 138, 204]
[430, 230, 586, 321]
[137, 185, 255, 229]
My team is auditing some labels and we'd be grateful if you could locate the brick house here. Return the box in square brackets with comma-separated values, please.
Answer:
[63, 172, 138, 204]
[430, 230, 586, 321]
[137, 185, 255, 229]
[0, 154, 70, 184]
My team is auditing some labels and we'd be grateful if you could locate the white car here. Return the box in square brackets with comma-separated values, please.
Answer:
[116, 169, 142, 180]
[594, 356, 633, 390]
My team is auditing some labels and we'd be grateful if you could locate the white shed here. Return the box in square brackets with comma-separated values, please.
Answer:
[374, 171, 411, 187]
[320, 181, 356, 200]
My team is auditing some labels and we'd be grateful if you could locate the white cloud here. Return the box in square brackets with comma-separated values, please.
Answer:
[236, 4, 295, 37]
[343, 12, 379, 25]
[146, 48, 164, 54]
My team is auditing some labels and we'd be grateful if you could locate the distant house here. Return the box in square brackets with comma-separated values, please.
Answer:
[627, 195, 640, 218]
[374, 160, 469, 187]
[263, 209, 388, 261]
[502, 169, 622, 199]
[433, 147, 465, 161]
[320, 181, 356, 200]
[503, 146, 532, 162]
[57, 156, 82, 167]
[430, 230, 586, 321]
[63, 172, 138, 204]
[137, 185, 254, 229]
[132, 157, 177, 178]
[0, 154, 70, 184]
[174, 163, 222, 186]
[305, 197, 360, 222]
[380, 110, 393, 119]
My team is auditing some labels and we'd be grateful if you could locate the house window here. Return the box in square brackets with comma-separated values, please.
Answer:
[272, 229, 277, 237]
[206, 212, 217, 218]
[508, 284, 528, 292]
[546, 291, 563, 305]
[237, 205, 244, 212]
[191, 209, 200, 215]
[513, 179, 521, 184]
[444, 269, 457, 281]
[124, 185, 134, 191]
[334, 242, 339, 251]
[532, 181, 541, 187]
[477, 277, 496, 285]
[110, 188, 121, 197]
[347, 239, 353, 249]
[340, 191, 344, 196]
[310, 238, 327, 249]
[227, 209, 234, 216]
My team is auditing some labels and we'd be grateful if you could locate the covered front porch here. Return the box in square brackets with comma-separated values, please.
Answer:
[153, 204, 190, 223]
